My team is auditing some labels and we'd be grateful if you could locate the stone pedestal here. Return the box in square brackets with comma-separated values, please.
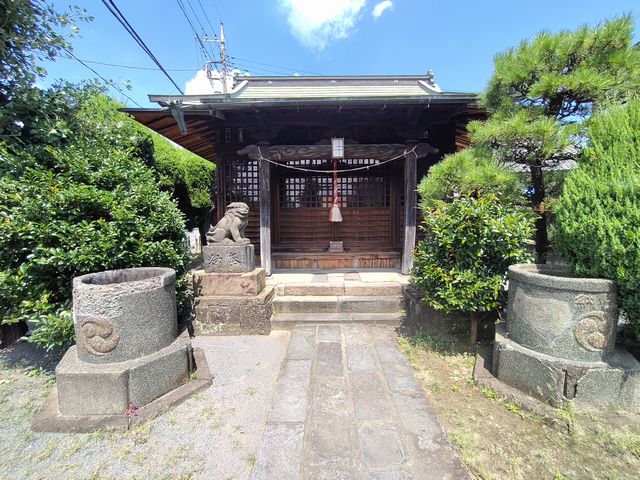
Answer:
[203, 244, 254, 273]
[493, 264, 640, 412]
[193, 267, 272, 335]
[33, 268, 212, 432]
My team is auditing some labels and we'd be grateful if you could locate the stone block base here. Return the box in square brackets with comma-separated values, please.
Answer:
[493, 325, 640, 411]
[32, 347, 213, 432]
[195, 286, 274, 335]
[56, 337, 192, 416]
[193, 268, 266, 297]
[203, 244, 254, 273]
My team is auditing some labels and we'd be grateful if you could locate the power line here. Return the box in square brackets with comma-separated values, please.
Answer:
[196, 0, 218, 37]
[64, 49, 143, 108]
[230, 56, 324, 76]
[175, 0, 217, 63]
[101, 0, 184, 94]
[60, 56, 198, 72]
[184, 0, 218, 61]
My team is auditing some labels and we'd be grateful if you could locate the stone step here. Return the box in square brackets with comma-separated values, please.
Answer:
[279, 282, 404, 297]
[272, 295, 405, 315]
[270, 312, 403, 329]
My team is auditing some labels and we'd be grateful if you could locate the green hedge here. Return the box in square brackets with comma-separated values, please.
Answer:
[0, 84, 194, 350]
[555, 100, 640, 342]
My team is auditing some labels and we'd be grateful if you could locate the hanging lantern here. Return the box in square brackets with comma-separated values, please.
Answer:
[329, 138, 343, 222]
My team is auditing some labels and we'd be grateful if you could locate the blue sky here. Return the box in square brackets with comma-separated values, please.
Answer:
[42, 0, 640, 108]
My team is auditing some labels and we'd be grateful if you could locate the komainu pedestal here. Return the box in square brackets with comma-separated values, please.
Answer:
[193, 202, 272, 334]
[203, 244, 254, 273]
[193, 268, 273, 335]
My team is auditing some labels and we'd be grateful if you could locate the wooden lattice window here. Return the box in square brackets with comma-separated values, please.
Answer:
[224, 159, 260, 208]
[278, 158, 389, 209]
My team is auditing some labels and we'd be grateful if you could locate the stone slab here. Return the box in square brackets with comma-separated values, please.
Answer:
[305, 377, 353, 472]
[193, 268, 265, 296]
[316, 341, 343, 377]
[358, 425, 406, 468]
[270, 359, 312, 423]
[287, 326, 316, 360]
[351, 372, 391, 420]
[251, 423, 305, 480]
[203, 243, 254, 273]
[194, 286, 273, 335]
[347, 344, 378, 372]
[318, 325, 342, 342]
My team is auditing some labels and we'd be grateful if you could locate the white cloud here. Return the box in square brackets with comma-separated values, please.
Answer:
[279, 0, 366, 50]
[185, 69, 215, 94]
[372, 0, 392, 19]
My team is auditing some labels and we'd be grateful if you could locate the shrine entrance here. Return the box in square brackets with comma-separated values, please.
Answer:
[273, 157, 400, 253]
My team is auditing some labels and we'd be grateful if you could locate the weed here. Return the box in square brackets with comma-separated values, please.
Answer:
[25, 367, 46, 378]
[243, 452, 257, 469]
[451, 385, 461, 393]
[504, 402, 522, 415]
[245, 386, 257, 397]
[34, 440, 57, 462]
[606, 426, 640, 459]
[481, 386, 500, 400]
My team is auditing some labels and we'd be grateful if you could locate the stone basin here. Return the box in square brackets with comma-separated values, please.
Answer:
[506, 263, 618, 363]
[72, 267, 178, 364]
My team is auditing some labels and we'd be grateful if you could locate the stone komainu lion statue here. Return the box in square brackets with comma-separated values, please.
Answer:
[206, 202, 251, 245]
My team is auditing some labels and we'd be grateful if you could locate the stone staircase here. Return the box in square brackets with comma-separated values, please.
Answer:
[269, 275, 406, 328]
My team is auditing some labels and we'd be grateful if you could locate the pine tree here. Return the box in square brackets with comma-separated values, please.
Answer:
[469, 15, 640, 259]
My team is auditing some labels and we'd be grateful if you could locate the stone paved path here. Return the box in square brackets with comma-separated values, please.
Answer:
[251, 325, 468, 480]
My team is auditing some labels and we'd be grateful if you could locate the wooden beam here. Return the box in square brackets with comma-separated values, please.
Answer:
[259, 143, 272, 276]
[401, 145, 418, 275]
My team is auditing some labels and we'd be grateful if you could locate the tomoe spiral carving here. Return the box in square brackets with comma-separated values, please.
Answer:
[574, 311, 611, 352]
[80, 316, 121, 355]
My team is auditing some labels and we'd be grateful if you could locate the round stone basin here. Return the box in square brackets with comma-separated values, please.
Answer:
[506, 264, 618, 362]
[72, 267, 178, 364]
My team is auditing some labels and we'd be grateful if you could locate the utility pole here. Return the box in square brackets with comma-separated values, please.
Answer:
[204, 23, 229, 93]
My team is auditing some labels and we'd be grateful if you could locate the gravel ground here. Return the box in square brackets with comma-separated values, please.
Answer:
[0, 332, 289, 480]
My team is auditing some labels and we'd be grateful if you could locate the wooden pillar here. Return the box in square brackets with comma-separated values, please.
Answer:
[258, 143, 272, 276]
[401, 145, 418, 275]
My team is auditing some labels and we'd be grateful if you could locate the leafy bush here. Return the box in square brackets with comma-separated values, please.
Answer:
[0, 85, 192, 350]
[417, 148, 524, 210]
[412, 195, 534, 316]
[554, 100, 640, 342]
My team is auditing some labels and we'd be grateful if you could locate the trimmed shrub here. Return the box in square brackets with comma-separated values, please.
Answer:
[412, 194, 534, 318]
[417, 148, 524, 210]
[554, 100, 640, 342]
[0, 85, 192, 350]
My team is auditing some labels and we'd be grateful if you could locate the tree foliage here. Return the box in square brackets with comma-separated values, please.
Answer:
[417, 147, 524, 210]
[0, 0, 90, 102]
[468, 15, 640, 258]
[412, 195, 534, 315]
[554, 99, 640, 342]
